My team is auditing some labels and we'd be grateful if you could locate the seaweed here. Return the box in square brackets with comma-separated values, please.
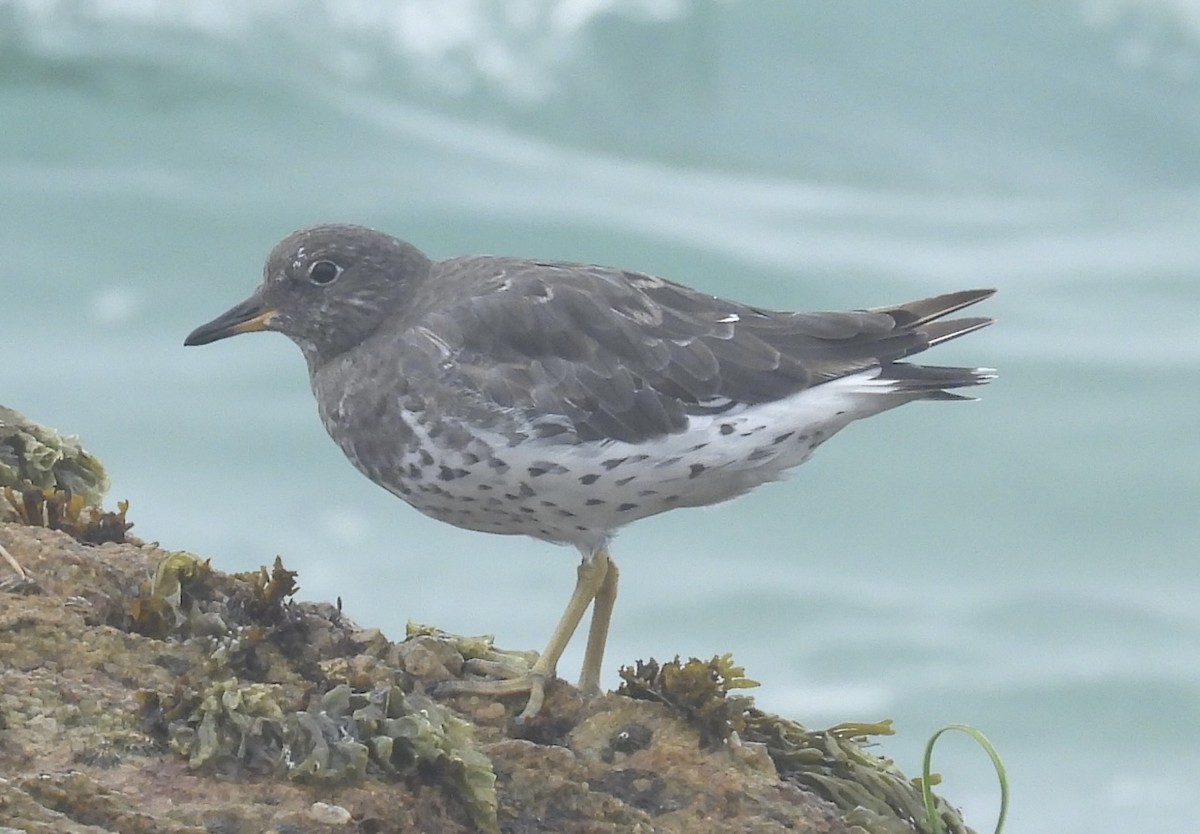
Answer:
[0, 406, 130, 545]
[0, 405, 109, 506]
[129, 550, 214, 639]
[617, 654, 759, 749]
[140, 680, 498, 833]
[131, 553, 499, 833]
[3, 486, 133, 544]
[230, 556, 299, 624]
[619, 655, 974, 834]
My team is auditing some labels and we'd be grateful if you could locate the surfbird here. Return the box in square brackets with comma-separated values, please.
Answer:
[185, 224, 995, 719]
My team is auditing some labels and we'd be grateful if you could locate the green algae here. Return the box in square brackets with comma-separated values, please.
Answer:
[619, 655, 974, 834]
[146, 680, 498, 833]
[173, 679, 289, 775]
[129, 550, 214, 639]
[325, 685, 498, 832]
[0, 406, 131, 545]
[921, 724, 1008, 834]
[0, 406, 109, 506]
[133, 553, 500, 833]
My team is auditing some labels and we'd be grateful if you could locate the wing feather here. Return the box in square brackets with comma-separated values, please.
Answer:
[411, 259, 992, 443]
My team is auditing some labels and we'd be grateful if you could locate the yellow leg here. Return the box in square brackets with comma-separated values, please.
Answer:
[577, 557, 618, 698]
[437, 549, 612, 720]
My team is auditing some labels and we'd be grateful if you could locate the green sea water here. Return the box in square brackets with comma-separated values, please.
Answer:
[3, 2, 1198, 831]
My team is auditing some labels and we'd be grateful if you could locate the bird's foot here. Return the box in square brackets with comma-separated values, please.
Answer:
[432, 550, 618, 721]
[434, 660, 551, 722]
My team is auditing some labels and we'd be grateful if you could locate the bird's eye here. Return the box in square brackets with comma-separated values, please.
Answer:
[308, 260, 342, 285]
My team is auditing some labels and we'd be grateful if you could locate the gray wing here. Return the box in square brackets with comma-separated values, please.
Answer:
[405, 258, 993, 444]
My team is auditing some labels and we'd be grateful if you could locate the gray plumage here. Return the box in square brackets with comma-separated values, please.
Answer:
[186, 224, 994, 551]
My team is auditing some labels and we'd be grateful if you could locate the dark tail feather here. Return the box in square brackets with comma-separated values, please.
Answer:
[875, 289, 997, 399]
[878, 364, 996, 401]
[922, 315, 994, 347]
[880, 361, 996, 389]
[872, 288, 995, 328]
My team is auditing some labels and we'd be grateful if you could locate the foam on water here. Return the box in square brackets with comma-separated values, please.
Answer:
[4, 0, 687, 99]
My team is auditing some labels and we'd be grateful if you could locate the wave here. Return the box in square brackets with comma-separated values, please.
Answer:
[6, 0, 1199, 99]
[6, 0, 1198, 192]
[2, 0, 687, 99]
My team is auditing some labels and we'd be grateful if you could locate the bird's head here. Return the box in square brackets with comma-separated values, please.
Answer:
[184, 224, 431, 367]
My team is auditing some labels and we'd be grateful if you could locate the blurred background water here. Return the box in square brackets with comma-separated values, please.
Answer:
[3, 1, 1198, 831]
